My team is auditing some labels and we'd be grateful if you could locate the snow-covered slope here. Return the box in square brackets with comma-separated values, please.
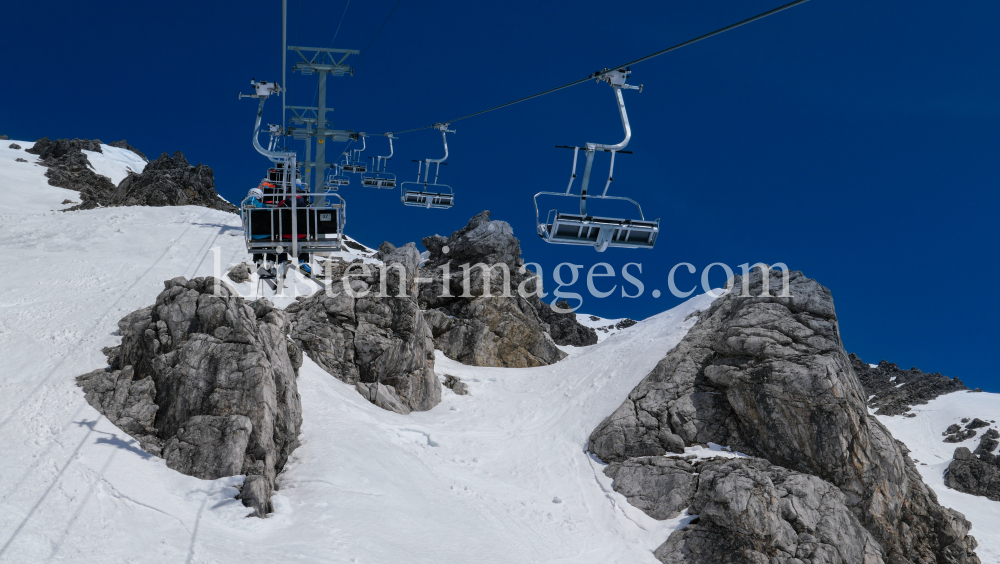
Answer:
[0, 146, 711, 563]
[0, 140, 79, 214]
[2, 146, 998, 563]
[877, 392, 1000, 563]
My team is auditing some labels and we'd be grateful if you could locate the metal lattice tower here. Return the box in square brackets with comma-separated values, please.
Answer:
[283, 46, 359, 196]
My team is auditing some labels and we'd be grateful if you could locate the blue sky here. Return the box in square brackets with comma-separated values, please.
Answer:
[2, 0, 998, 391]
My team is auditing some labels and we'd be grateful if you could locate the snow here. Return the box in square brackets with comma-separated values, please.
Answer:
[2, 147, 998, 563]
[0, 140, 79, 214]
[877, 391, 1000, 563]
[0, 145, 723, 562]
[81, 144, 148, 185]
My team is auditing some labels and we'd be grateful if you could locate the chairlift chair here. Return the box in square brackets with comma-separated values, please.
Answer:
[361, 134, 397, 188]
[534, 68, 658, 252]
[341, 135, 367, 173]
[401, 124, 455, 209]
[239, 79, 347, 262]
[325, 164, 350, 190]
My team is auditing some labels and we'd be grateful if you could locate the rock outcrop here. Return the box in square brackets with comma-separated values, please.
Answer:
[650, 457, 887, 564]
[851, 354, 968, 416]
[109, 139, 147, 161]
[537, 300, 598, 347]
[417, 211, 583, 367]
[945, 426, 1000, 501]
[27, 137, 117, 209]
[287, 243, 440, 413]
[591, 268, 979, 564]
[77, 277, 302, 517]
[109, 151, 236, 212]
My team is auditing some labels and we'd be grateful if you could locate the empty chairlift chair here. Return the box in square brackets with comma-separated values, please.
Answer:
[361, 134, 397, 188]
[401, 124, 455, 209]
[341, 136, 367, 174]
[534, 68, 658, 252]
[325, 164, 350, 189]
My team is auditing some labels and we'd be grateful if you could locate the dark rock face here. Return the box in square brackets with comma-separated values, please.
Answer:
[945, 427, 1000, 501]
[850, 355, 968, 416]
[109, 139, 147, 161]
[15, 158, 28, 163]
[417, 211, 581, 366]
[27, 137, 118, 209]
[374, 241, 396, 260]
[109, 151, 236, 212]
[9, 143, 21, 149]
[287, 243, 440, 413]
[651, 458, 887, 564]
[537, 300, 598, 347]
[590, 268, 979, 564]
[76, 277, 302, 517]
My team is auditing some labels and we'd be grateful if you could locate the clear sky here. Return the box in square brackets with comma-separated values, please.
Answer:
[2, 0, 998, 391]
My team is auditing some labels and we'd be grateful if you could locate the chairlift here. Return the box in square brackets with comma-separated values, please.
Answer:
[534, 68, 658, 252]
[325, 163, 350, 190]
[341, 135, 367, 173]
[401, 124, 455, 209]
[239, 78, 346, 270]
[361, 134, 397, 188]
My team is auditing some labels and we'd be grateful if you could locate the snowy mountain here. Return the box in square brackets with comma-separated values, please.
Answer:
[1, 139, 998, 563]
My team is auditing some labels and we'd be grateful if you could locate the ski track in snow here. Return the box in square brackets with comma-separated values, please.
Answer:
[2, 139, 998, 563]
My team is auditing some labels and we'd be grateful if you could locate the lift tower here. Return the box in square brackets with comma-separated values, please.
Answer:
[284, 46, 359, 196]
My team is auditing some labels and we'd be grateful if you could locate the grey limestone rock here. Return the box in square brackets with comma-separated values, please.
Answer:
[416, 211, 578, 366]
[590, 268, 979, 564]
[945, 426, 1000, 501]
[226, 262, 253, 284]
[109, 151, 236, 212]
[287, 243, 441, 412]
[604, 457, 698, 520]
[443, 374, 468, 395]
[356, 382, 411, 414]
[77, 277, 302, 517]
[653, 458, 886, 564]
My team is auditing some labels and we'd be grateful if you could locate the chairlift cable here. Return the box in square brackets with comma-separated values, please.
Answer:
[331, 0, 404, 109]
[389, 0, 810, 136]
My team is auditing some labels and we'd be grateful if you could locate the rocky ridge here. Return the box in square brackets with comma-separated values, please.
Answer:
[76, 277, 302, 516]
[589, 268, 979, 564]
[26, 137, 234, 212]
[110, 151, 236, 212]
[851, 354, 970, 416]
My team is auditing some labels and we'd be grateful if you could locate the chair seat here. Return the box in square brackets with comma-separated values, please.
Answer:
[540, 213, 658, 251]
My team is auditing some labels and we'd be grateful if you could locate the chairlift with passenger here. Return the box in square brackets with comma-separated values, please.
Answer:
[238, 79, 346, 282]
[401, 123, 455, 209]
[534, 68, 658, 252]
[361, 134, 397, 188]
